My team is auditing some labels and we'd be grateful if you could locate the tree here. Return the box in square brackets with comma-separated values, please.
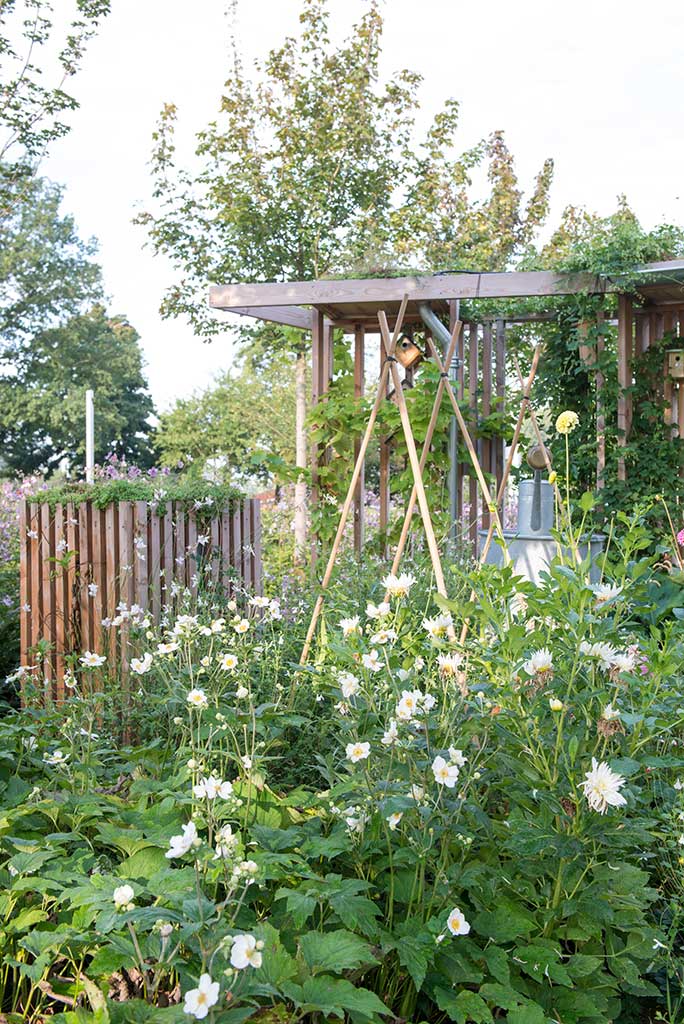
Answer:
[138, 0, 554, 559]
[0, 305, 154, 474]
[154, 351, 297, 484]
[0, 173, 102, 353]
[0, 0, 110, 218]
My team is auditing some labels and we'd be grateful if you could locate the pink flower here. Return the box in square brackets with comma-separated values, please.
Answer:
[677, 529, 684, 546]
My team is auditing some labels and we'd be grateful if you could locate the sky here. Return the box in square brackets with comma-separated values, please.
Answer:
[43, 0, 684, 412]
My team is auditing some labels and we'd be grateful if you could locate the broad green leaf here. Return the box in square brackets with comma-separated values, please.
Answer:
[434, 987, 493, 1023]
[300, 929, 377, 974]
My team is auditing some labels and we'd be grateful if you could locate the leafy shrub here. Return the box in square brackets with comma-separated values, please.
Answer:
[3, 497, 684, 1023]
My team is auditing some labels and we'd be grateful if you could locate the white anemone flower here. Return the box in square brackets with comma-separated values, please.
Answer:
[131, 652, 153, 675]
[233, 618, 250, 634]
[370, 628, 397, 645]
[43, 749, 67, 766]
[396, 689, 422, 721]
[183, 974, 220, 1019]
[220, 653, 238, 670]
[593, 582, 622, 605]
[214, 824, 238, 860]
[80, 651, 105, 668]
[579, 640, 618, 672]
[387, 812, 403, 830]
[611, 651, 636, 675]
[157, 641, 179, 655]
[346, 741, 370, 764]
[230, 934, 263, 970]
[602, 703, 621, 722]
[249, 596, 270, 609]
[235, 685, 249, 699]
[448, 747, 467, 767]
[112, 884, 135, 911]
[340, 616, 361, 637]
[166, 821, 200, 859]
[338, 671, 360, 699]
[446, 906, 471, 936]
[381, 719, 399, 746]
[580, 758, 627, 814]
[186, 688, 208, 709]
[437, 652, 463, 678]
[193, 776, 233, 800]
[366, 601, 390, 620]
[382, 572, 416, 598]
[423, 613, 453, 640]
[432, 755, 460, 788]
[523, 648, 553, 676]
[362, 649, 383, 673]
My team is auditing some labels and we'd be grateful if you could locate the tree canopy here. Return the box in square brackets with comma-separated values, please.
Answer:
[137, 0, 554, 338]
[0, 304, 154, 474]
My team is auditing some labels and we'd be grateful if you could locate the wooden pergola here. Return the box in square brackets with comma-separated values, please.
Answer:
[210, 261, 684, 559]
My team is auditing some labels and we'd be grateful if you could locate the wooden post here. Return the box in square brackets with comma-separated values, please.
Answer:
[495, 319, 506, 511]
[468, 323, 479, 554]
[481, 323, 492, 532]
[596, 311, 606, 492]
[353, 324, 365, 556]
[310, 309, 324, 566]
[617, 294, 633, 481]
[447, 300, 460, 546]
[379, 344, 390, 557]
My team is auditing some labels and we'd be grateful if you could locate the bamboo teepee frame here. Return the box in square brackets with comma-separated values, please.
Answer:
[300, 300, 523, 665]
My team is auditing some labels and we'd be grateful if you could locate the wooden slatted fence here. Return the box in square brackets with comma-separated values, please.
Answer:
[19, 497, 262, 700]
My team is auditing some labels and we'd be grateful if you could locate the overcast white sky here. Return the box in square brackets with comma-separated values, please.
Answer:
[43, 0, 684, 412]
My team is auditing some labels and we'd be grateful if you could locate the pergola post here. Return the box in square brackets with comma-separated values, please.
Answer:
[617, 294, 633, 482]
[310, 309, 333, 566]
[447, 300, 460, 547]
[353, 324, 365, 557]
[379, 346, 390, 557]
[468, 322, 479, 554]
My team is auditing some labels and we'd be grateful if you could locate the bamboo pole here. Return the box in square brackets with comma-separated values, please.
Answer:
[385, 321, 461, 592]
[378, 310, 448, 597]
[299, 296, 410, 665]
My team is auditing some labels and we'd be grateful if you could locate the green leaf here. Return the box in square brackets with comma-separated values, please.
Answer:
[395, 933, 432, 991]
[300, 929, 377, 974]
[290, 976, 391, 1019]
[506, 1004, 547, 1024]
[434, 988, 493, 1023]
[472, 901, 536, 942]
[117, 846, 168, 880]
[274, 886, 318, 929]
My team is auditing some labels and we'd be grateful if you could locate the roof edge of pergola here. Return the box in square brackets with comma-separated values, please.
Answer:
[209, 259, 684, 329]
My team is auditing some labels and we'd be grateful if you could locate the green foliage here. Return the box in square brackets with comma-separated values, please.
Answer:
[0, 306, 155, 474]
[154, 352, 297, 483]
[3, 488, 684, 1022]
[38, 477, 242, 513]
[0, 0, 110, 218]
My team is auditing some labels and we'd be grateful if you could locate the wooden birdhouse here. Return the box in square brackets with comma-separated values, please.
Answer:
[396, 335, 423, 370]
[668, 350, 684, 380]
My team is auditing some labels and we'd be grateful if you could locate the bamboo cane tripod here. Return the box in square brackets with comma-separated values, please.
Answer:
[300, 299, 525, 666]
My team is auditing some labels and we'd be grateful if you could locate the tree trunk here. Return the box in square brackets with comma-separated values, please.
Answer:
[293, 344, 308, 564]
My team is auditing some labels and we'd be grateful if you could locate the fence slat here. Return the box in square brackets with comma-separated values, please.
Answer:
[40, 504, 55, 694]
[20, 497, 261, 707]
[53, 504, 66, 698]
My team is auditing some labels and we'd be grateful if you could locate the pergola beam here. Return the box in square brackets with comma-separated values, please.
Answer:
[210, 269, 607, 310]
